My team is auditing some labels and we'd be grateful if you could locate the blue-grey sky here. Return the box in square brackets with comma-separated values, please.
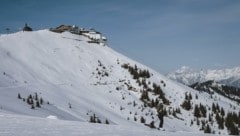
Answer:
[1, 0, 240, 73]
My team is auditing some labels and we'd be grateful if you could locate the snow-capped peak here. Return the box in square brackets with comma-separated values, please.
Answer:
[175, 66, 194, 74]
[167, 66, 240, 87]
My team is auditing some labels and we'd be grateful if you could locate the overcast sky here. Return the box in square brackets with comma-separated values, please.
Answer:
[1, 0, 240, 73]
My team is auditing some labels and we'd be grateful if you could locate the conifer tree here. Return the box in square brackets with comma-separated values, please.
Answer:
[195, 94, 198, 99]
[34, 92, 38, 101]
[31, 104, 35, 109]
[194, 104, 200, 118]
[97, 118, 101, 123]
[185, 93, 189, 100]
[36, 101, 41, 108]
[189, 93, 192, 100]
[40, 97, 43, 105]
[220, 107, 225, 117]
[17, 93, 22, 99]
[197, 118, 200, 126]
[204, 124, 211, 133]
[105, 119, 109, 124]
[216, 103, 220, 112]
[134, 116, 137, 121]
[212, 103, 216, 113]
[190, 120, 193, 126]
[140, 116, 145, 124]
[208, 113, 212, 122]
[28, 94, 32, 100]
[181, 100, 191, 111]
[199, 103, 207, 117]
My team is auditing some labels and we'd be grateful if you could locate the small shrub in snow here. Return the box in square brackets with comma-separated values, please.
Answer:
[17, 93, 22, 99]
[105, 119, 109, 124]
[140, 116, 145, 123]
[36, 101, 41, 108]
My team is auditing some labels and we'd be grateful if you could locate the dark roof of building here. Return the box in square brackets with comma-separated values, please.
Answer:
[23, 23, 32, 31]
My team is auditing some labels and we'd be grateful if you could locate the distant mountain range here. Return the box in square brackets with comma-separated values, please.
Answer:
[167, 66, 240, 88]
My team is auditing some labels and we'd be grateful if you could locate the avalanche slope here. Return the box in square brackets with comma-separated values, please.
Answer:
[0, 30, 239, 135]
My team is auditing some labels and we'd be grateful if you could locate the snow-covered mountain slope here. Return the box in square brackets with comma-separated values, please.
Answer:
[167, 66, 240, 87]
[0, 30, 239, 135]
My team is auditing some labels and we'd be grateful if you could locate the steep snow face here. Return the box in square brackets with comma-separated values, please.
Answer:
[167, 66, 240, 87]
[0, 30, 239, 135]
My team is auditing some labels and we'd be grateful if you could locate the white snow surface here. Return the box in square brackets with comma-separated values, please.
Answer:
[0, 30, 238, 135]
[167, 66, 240, 87]
[0, 112, 211, 136]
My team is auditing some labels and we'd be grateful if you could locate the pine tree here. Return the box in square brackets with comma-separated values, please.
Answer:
[140, 90, 149, 101]
[197, 118, 200, 126]
[36, 101, 41, 108]
[189, 93, 192, 100]
[93, 114, 96, 122]
[219, 117, 224, 130]
[194, 104, 201, 118]
[190, 120, 193, 126]
[229, 123, 239, 135]
[176, 107, 181, 114]
[212, 103, 216, 113]
[215, 112, 221, 123]
[140, 116, 145, 124]
[28, 94, 32, 100]
[17, 93, 22, 99]
[31, 104, 35, 109]
[155, 98, 159, 106]
[220, 107, 225, 117]
[185, 93, 189, 100]
[40, 97, 43, 105]
[216, 103, 220, 112]
[97, 118, 101, 123]
[172, 109, 176, 117]
[134, 116, 137, 121]
[133, 100, 137, 107]
[90, 114, 97, 123]
[199, 103, 207, 117]
[201, 120, 206, 131]
[34, 92, 38, 101]
[204, 124, 211, 133]
[208, 113, 212, 122]
[181, 100, 191, 111]
[105, 119, 109, 124]
[238, 111, 240, 126]
[195, 94, 198, 99]
[27, 98, 31, 105]
[90, 116, 94, 123]
[151, 99, 155, 107]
